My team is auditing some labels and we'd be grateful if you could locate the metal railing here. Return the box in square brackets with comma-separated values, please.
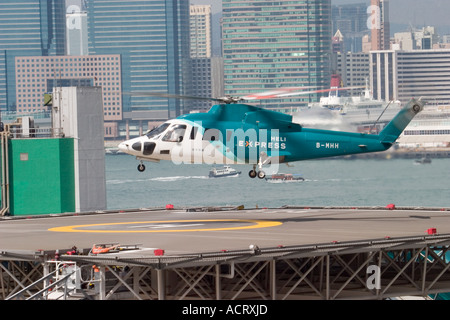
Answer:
[1, 111, 51, 122]
[7, 127, 64, 139]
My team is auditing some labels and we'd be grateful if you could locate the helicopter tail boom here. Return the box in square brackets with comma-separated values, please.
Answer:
[378, 98, 424, 145]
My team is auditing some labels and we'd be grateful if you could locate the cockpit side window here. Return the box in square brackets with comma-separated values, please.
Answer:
[146, 123, 170, 139]
[162, 124, 186, 142]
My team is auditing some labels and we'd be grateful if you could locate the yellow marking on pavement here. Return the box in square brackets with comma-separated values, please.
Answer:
[48, 219, 282, 233]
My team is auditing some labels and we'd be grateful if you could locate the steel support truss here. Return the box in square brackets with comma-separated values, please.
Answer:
[2, 234, 450, 300]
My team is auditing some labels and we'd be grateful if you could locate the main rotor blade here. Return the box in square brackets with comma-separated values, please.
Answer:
[241, 86, 366, 100]
[241, 86, 318, 100]
[124, 91, 222, 102]
[282, 86, 366, 97]
[123, 85, 367, 105]
[124, 92, 246, 104]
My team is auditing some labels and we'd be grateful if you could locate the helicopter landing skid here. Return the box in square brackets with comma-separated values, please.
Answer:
[248, 155, 267, 179]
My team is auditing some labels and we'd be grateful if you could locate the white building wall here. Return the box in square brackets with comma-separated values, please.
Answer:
[370, 49, 450, 105]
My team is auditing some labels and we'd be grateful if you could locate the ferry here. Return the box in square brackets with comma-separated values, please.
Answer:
[208, 165, 241, 178]
[398, 104, 450, 149]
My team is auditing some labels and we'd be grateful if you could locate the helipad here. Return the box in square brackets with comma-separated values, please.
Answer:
[3, 206, 450, 300]
[1, 206, 449, 255]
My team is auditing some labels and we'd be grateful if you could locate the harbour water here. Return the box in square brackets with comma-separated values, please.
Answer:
[105, 154, 450, 210]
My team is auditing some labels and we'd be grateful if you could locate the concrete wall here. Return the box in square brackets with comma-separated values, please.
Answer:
[52, 86, 106, 212]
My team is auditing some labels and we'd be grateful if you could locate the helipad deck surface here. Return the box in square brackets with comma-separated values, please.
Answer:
[1, 206, 449, 257]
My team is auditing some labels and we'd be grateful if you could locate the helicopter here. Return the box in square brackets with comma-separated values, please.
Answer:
[118, 87, 424, 179]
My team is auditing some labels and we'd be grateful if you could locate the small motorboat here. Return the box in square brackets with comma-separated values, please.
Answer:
[414, 157, 432, 164]
[265, 173, 305, 181]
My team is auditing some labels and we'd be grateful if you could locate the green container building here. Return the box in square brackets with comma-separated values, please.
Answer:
[1, 87, 106, 216]
[8, 138, 76, 215]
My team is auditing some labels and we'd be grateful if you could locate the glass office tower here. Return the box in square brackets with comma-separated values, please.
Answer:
[332, 2, 369, 53]
[222, 0, 332, 111]
[0, 0, 66, 111]
[86, 0, 190, 121]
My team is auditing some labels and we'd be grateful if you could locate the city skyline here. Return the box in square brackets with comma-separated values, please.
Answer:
[67, 0, 450, 35]
[0, 0, 192, 141]
[3, 1, 450, 135]
[191, 0, 450, 35]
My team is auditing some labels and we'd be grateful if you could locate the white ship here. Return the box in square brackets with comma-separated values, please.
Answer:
[293, 83, 402, 133]
[397, 104, 450, 148]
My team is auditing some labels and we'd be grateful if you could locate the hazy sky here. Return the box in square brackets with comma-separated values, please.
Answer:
[337, 0, 450, 27]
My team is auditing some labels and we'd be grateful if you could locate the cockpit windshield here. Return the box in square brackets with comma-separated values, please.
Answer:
[145, 123, 170, 139]
[162, 124, 186, 142]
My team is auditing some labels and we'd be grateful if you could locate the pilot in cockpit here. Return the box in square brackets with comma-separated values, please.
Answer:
[162, 124, 186, 142]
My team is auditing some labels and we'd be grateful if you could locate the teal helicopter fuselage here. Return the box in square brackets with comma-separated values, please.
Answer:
[118, 98, 423, 177]
[177, 98, 423, 164]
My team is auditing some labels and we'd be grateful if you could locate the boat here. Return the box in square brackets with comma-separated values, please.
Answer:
[414, 157, 432, 164]
[265, 173, 305, 182]
[208, 165, 241, 178]
[105, 147, 122, 154]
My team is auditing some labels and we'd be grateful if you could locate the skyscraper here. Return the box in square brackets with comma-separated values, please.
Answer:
[222, 0, 332, 111]
[66, 10, 89, 56]
[189, 5, 223, 111]
[370, 0, 390, 50]
[86, 0, 190, 122]
[15, 55, 122, 119]
[0, 0, 66, 111]
[332, 2, 369, 53]
[190, 5, 212, 59]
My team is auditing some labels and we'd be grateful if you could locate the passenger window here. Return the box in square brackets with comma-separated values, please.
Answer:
[226, 130, 233, 142]
[203, 128, 221, 141]
[190, 126, 198, 140]
[162, 124, 186, 142]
